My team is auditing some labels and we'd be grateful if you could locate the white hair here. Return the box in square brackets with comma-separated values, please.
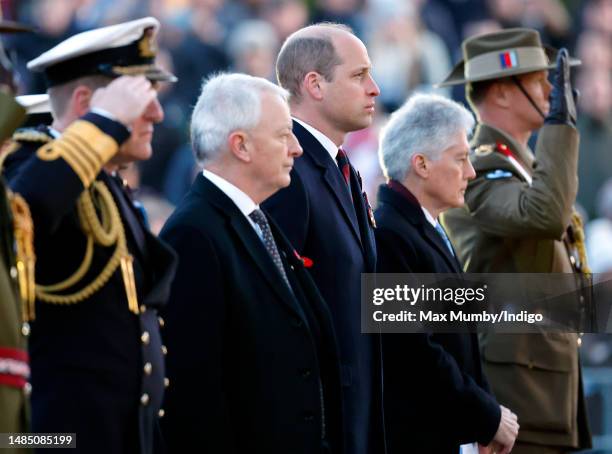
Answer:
[190, 72, 290, 165]
[378, 93, 475, 181]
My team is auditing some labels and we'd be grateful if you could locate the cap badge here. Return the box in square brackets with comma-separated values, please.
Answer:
[138, 27, 157, 58]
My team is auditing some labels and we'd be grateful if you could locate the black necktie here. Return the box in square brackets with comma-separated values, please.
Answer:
[249, 209, 291, 290]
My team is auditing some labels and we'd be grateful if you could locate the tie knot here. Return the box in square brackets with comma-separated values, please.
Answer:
[249, 209, 267, 227]
[336, 148, 348, 163]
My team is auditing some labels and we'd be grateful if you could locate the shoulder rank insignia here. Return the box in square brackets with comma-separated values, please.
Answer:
[474, 144, 494, 156]
[12, 128, 52, 144]
[485, 169, 513, 180]
[0, 129, 52, 170]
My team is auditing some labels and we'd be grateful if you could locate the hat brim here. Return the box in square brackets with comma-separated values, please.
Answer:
[16, 94, 50, 114]
[143, 67, 177, 83]
[0, 20, 34, 33]
[436, 46, 581, 87]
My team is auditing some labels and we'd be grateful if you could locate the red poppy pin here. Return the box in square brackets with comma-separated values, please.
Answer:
[363, 192, 376, 228]
[293, 250, 314, 268]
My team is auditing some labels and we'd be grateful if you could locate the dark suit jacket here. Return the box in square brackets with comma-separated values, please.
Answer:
[159, 174, 344, 454]
[374, 183, 500, 453]
[4, 116, 177, 454]
[263, 120, 383, 454]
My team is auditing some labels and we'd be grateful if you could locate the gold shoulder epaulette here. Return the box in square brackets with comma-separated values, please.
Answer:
[35, 120, 118, 188]
[12, 129, 52, 144]
[0, 129, 53, 170]
[474, 144, 494, 156]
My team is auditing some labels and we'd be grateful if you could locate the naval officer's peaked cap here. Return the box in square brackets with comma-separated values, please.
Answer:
[16, 94, 50, 114]
[27, 17, 176, 88]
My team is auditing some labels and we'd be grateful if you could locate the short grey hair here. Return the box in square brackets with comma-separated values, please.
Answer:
[276, 22, 353, 103]
[48, 74, 111, 119]
[190, 73, 290, 165]
[378, 93, 475, 181]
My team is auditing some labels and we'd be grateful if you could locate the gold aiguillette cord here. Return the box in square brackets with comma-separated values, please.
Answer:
[120, 254, 139, 314]
[10, 192, 36, 322]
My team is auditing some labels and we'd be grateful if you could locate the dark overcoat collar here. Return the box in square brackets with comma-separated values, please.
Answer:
[377, 182, 463, 273]
[192, 173, 306, 321]
[292, 120, 363, 248]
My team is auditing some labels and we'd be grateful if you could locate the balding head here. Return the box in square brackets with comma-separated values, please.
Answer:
[276, 23, 353, 103]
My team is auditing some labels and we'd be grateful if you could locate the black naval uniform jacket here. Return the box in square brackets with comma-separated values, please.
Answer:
[159, 174, 344, 454]
[374, 182, 500, 453]
[263, 121, 384, 454]
[3, 113, 177, 454]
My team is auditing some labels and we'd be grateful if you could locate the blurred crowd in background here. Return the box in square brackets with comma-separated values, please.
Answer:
[2, 0, 612, 445]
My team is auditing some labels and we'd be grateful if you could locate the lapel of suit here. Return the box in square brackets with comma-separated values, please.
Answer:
[349, 167, 376, 271]
[379, 184, 461, 273]
[197, 175, 305, 320]
[293, 121, 363, 249]
[100, 171, 148, 262]
[269, 216, 339, 346]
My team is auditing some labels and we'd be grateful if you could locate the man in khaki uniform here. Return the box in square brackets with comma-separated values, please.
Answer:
[439, 29, 591, 453]
[0, 18, 37, 449]
[0, 143, 30, 450]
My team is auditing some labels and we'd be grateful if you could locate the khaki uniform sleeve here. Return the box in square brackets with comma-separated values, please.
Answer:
[465, 124, 579, 239]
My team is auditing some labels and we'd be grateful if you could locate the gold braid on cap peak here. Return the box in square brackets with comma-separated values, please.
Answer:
[35, 181, 140, 314]
[110, 64, 155, 76]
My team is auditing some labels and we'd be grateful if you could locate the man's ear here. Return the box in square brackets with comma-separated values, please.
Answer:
[72, 85, 93, 117]
[228, 130, 251, 163]
[412, 153, 429, 178]
[303, 71, 324, 101]
[491, 81, 512, 109]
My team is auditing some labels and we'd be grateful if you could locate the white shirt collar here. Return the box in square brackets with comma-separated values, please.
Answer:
[421, 206, 438, 228]
[202, 169, 259, 219]
[293, 117, 340, 163]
